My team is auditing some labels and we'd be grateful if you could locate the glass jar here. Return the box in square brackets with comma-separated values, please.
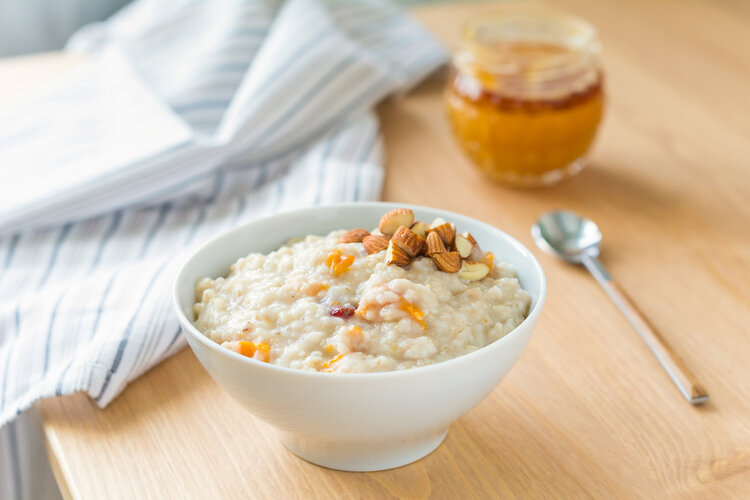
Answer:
[445, 5, 604, 187]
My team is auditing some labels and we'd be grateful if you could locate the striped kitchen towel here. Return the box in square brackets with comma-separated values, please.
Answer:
[0, 0, 445, 495]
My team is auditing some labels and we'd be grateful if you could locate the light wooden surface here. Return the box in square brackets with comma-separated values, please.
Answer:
[7, 0, 745, 498]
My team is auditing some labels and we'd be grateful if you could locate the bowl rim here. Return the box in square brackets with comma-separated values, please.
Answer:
[173, 201, 547, 379]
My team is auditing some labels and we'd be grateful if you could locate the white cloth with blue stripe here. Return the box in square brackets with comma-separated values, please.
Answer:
[0, 0, 445, 497]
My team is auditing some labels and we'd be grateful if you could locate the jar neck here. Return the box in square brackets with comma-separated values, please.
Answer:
[454, 6, 602, 101]
[453, 42, 601, 101]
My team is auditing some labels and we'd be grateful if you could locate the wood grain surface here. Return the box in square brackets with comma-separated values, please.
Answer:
[19, 0, 750, 498]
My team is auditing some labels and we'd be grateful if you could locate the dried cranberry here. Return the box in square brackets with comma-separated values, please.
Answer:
[330, 304, 356, 318]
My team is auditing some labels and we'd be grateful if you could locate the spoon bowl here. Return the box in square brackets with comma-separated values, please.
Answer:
[531, 210, 602, 263]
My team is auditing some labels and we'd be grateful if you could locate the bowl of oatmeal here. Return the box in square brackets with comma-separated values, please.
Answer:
[173, 202, 546, 471]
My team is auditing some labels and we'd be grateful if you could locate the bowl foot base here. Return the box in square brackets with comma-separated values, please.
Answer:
[279, 428, 448, 472]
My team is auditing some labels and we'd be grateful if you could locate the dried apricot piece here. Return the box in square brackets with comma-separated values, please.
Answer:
[256, 342, 270, 362]
[325, 249, 355, 276]
[238, 341, 270, 362]
[400, 301, 426, 330]
[321, 354, 344, 372]
[238, 341, 257, 357]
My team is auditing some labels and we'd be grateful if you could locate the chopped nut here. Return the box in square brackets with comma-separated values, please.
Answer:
[379, 208, 415, 236]
[366, 209, 491, 275]
[385, 240, 411, 266]
[454, 233, 474, 258]
[362, 234, 390, 254]
[410, 220, 428, 239]
[461, 231, 478, 247]
[391, 225, 425, 257]
[425, 231, 446, 256]
[338, 228, 370, 243]
[458, 261, 490, 281]
[431, 251, 461, 273]
[428, 222, 455, 247]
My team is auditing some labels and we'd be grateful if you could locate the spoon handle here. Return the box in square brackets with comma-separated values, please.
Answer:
[581, 254, 709, 405]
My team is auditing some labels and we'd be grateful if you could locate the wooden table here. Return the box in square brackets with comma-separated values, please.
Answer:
[4, 0, 746, 497]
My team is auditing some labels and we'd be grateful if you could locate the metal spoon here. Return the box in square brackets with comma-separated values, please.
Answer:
[531, 210, 709, 405]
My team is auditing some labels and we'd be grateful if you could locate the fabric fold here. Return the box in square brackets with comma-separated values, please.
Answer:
[0, 0, 445, 236]
[0, 0, 445, 427]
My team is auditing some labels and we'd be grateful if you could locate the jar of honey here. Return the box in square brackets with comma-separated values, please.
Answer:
[445, 6, 604, 186]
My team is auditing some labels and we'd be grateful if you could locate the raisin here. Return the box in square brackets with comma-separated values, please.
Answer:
[330, 304, 356, 318]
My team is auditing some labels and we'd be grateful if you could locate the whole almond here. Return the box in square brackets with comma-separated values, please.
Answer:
[431, 251, 461, 273]
[428, 222, 455, 247]
[385, 240, 411, 266]
[379, 208, 414, 236]
[391, 225, 425, 257]
[425, 231, 446, 256]
[362, 235, 390, 254]
[338, 228, 370, 243]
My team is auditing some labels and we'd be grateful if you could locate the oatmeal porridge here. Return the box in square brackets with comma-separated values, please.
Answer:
[193, 209, 531, 373]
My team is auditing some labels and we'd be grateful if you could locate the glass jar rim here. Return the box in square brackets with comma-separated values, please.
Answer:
[456, 4, 600, 81]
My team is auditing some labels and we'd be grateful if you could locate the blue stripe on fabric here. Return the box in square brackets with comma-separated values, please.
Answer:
[183, 174, 224, 243]
[255, 164, 268, 187]
[81, 162, 221, 221]
[90, 274, 118, 342]
[52, 212, 121, 395]
[203, 172, 226, 205]
[243, 55, 357, 150]
[230, 18, 434, 165]
[235, 71, 390, 165]
[37, 223, 73, 289]
[7, 420, 22, 500]
[276, 179, 285, 211]
[166, 326, 183, 351]
[90, 211, 123, 270]
[231, 165, 267, 221]
[94, 261, 169, 403]
[123, 189, 215, 379]
[173, 100, 232, 114]
[313, 136, 338, 205]
[235, 22, 331, 113]
[232, 26, 268, 39]
[118, 166, 220, 382]
[139, 204, 172, 258]
[43, 292, 66, 375]
[289, 37, 445, 155]
[0, 310, 20, 409]
[54, 355, 75, 397]
[2, 234, 20, 270]
[354, 126, 379, 201]
[132, 3, 270, 50]
[231, 192, 247, 222]
[9, 140, 197, 233]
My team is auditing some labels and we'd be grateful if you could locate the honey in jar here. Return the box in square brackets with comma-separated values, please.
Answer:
[446, 6, 604, 186]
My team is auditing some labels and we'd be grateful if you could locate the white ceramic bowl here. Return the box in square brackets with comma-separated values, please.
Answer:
[173, 202, 546, 471]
